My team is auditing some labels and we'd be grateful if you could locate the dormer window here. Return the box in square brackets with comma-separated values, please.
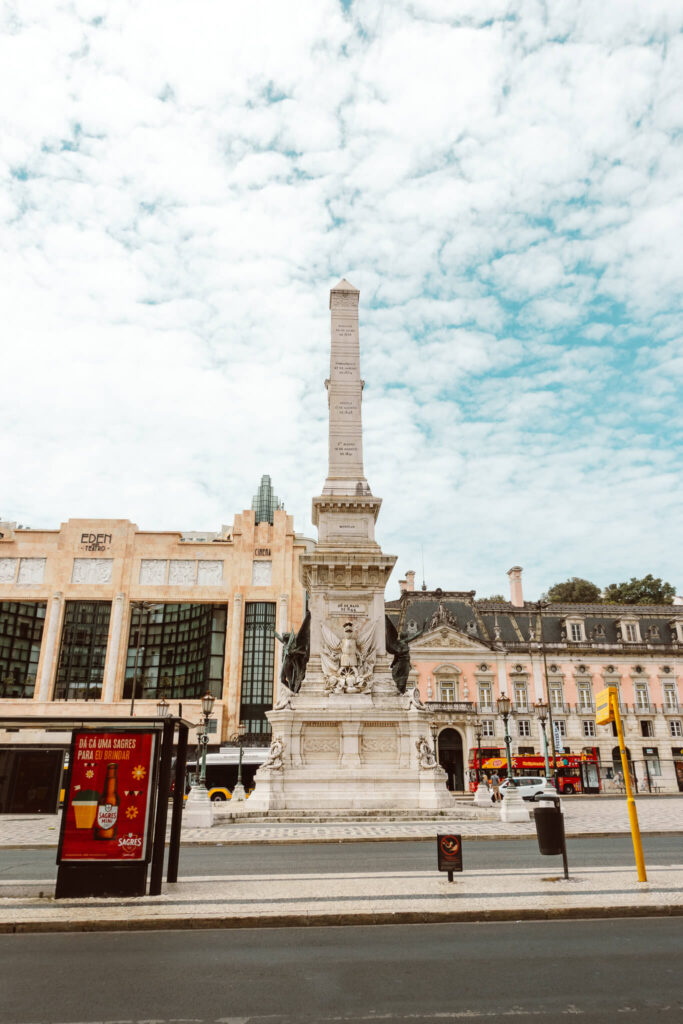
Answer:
[618, 619, 641, 643]
[564, 617, 585, 642]
[669, 619, 683, 643]
[594, 624, 606, 638]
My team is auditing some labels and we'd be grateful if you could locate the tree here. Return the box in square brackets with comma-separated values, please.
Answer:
[544, 577, 601, 604]
[484, 594, 506, 602]
[603, 575, 675, 605]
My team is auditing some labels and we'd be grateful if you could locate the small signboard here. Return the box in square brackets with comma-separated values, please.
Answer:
[59, 730, 157, 863]
[437, 834, 463, 881]
[595, 686, 616, 726]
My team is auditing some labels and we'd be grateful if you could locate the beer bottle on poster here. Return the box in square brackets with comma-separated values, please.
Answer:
[94, 763, 119, 839]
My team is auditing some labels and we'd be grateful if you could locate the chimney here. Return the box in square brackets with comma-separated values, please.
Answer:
[405, 570, 416, 592]
[399, 579, 407, 594]
[507, 566, 524, 607]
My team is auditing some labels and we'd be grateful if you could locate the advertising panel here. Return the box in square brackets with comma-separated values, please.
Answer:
[59, 731, 157, 863]
[437, 833, 463, 874]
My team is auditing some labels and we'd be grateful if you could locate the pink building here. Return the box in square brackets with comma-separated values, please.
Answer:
[387, 567, 683, 793]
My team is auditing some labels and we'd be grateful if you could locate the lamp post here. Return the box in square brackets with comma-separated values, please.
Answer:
[535, 699, 550, 778]
[474, 723, 483, 783]
[229, 721, 248, 802]
[429, 721, 439, 759]
[535, 600, 558, 787]
[129, 601, 158, 716]
[497, 692, 515, 786]
[198, 691, 216, 789]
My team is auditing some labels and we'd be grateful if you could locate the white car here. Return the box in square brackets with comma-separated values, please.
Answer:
[499, 776, 558, 801]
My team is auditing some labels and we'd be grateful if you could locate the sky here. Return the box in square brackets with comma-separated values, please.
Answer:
[1, 0, 682, 602]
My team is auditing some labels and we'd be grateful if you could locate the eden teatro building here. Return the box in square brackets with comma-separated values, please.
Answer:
[1, 476, 683, 808]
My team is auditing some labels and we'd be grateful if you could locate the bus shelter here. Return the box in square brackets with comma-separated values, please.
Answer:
[0, 715, 190, 898]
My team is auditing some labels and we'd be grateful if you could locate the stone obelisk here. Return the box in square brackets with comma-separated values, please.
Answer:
[248, 279, 451, 813]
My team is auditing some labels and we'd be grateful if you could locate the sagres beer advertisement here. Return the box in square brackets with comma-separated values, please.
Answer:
[60, 731, 156, 862]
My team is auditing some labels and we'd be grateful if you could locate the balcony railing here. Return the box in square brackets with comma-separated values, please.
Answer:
[425, 701, 474, 713]
[632, 703, 656, 715]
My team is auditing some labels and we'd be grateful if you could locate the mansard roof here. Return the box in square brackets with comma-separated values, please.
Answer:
[385, 589, 681, 651]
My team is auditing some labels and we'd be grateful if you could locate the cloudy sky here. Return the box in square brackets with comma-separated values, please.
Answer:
[1, 0, 682, 601]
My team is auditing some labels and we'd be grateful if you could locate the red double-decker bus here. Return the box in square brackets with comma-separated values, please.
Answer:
[467, 746, 601, 794]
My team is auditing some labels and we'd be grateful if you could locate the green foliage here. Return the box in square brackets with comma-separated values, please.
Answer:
[484, 594, 506, 602]
[544, 577, 602, 604]
[603, 575, 675, 605]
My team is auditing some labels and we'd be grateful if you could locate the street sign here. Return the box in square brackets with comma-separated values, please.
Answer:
[437, 833, 463, 882]
[595, 686, 617, 725]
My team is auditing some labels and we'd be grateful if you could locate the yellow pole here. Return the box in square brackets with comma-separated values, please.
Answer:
[611, 691, 647, 882]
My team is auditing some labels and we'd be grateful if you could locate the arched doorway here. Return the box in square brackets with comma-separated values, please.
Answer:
[437, 728, 464, 791]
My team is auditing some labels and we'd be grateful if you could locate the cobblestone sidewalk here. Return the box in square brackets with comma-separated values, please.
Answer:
[1, 796, 682, 847]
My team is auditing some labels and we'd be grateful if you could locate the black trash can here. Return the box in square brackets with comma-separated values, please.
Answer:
[533, 801, 565, 856]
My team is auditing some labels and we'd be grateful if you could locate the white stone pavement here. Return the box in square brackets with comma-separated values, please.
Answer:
[2, 864, 682, 933]
[1, 796, 682, 847]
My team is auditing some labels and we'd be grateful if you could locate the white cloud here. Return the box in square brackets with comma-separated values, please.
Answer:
[1, 0, 681, 600]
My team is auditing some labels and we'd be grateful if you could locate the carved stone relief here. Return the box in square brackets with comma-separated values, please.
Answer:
[197, 560, 223, 586]
[0, 558, 17, 583]
[71, 558, 113, 584]
[320, 619, 376, 693]
[17, 558, 46, 584]
[302, 725, 340, 762]
[168, 560, 197, 585]
[361, 725, 399, 763]
[252, 560, 272, 586]
[139, 559, 166, 585]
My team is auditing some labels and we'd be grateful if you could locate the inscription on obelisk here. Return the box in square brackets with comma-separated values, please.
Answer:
[323, 279, 368, 496]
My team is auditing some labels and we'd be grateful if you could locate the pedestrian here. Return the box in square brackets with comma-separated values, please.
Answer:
[490, 771, 502, 803]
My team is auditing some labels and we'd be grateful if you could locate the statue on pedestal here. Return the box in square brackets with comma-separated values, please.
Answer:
[274, 611, 311, 694]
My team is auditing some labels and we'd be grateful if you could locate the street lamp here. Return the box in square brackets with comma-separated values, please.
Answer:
[535, 601, 558, 787]
[229, 721, 248, 801]
[497, 692, 515, 786]
[156, 696, 170, 718]
[197, 691, 216, 789]
[535, 699, 550, 778]
[429, 721, 439, 759]
[474, 723, 483, 784]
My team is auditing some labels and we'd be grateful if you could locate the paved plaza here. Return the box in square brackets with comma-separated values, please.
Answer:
[1, 795, 681, 848]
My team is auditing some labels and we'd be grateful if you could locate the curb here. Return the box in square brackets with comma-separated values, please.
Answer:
[4, 829, 683, 850]
[2, 902, 682, 934]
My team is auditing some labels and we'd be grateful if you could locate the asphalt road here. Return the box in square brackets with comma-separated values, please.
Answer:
[1, 833, 681, 880]
[2, 919, 682, 1023]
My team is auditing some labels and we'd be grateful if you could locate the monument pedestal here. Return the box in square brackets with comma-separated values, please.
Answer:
[183, 784, 214, 829]
[248, 278, 452, 815]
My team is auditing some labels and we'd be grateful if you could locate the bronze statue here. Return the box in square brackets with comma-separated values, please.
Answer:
[274, 611, 311, 694]
[385, 615, 426, 693]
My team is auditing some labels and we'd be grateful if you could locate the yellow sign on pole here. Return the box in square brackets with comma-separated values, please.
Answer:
[609, 689, 647, 883]
[595, 686, 616, 726]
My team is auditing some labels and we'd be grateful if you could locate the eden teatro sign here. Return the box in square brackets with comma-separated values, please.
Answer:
[80, 532, 112, 552]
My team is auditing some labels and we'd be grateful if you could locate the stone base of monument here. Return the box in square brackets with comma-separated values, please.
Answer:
[247, 678, 453, 814]
[183, 785, 214, 829]
[473, 781, 493, 807]
[499, 784, 530, 822]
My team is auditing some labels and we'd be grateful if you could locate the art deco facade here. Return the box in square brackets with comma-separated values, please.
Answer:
[388, 568, 683, 793]
[0, 476, 313, 755]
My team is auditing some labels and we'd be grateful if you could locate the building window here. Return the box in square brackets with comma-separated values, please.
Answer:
[623, 622, 640, 642]
[663, 685, 678, 711]
[240, 602, 276, 730]
[518, 719, 531, 738]
[594, 624, 606, 638]
[550, 685, 564, 711]
[670, 720, 683, 738]
[578, 686, 593, 711]
[0, 601, 46, 699]
[634, 685, 649, 710]
[478, 683, 492, 709]
[54, 601, 112, 700]
[514, 683, 528, 710]
[569, 622, 583, 642]
[583, 720, 596, 738]
[440, 680, 455, 702]
[640, 720, 654, 738]
[481, 720, 495, 737]
[123, 603, 226, 702]
[554, 720, 567, 738]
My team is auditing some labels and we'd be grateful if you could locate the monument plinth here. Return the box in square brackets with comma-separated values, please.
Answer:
[248, 279, 450, 812]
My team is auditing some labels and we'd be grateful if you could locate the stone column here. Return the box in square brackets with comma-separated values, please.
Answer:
[36, 592, 63, 702]
[227, 594, 243, 733]
[102, 593, 126, 703]
[323, 279, 368, 495]
[274, 594, 289, 699]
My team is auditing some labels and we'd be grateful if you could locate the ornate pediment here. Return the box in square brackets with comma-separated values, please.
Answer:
[409, 624, 493, 653]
